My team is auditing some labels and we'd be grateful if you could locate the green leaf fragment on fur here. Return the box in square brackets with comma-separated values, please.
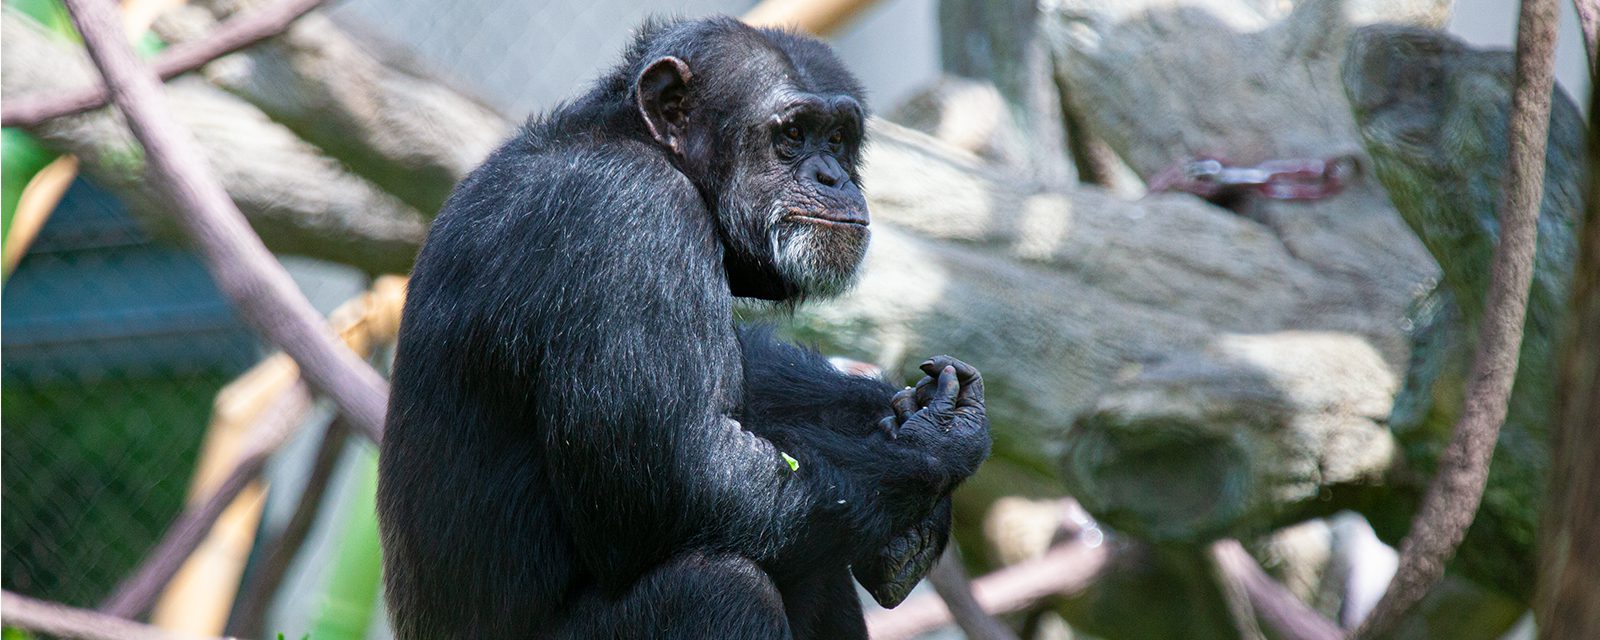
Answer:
[781, 452, 799, 472]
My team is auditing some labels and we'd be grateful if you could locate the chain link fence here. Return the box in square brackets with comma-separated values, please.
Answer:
[2, 178, 261, 607]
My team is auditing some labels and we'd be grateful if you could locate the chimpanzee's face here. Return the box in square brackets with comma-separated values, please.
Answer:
[744, 90, 870, 299]
[633, 27, 872, 301]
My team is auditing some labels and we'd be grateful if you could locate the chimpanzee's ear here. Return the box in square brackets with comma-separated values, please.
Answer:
[636, 56, 693, 153]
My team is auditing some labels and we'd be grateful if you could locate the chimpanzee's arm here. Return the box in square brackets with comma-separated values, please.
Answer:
[736, 326, 987, 595]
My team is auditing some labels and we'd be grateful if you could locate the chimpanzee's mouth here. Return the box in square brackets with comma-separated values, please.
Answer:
[783, 209, 869, 228]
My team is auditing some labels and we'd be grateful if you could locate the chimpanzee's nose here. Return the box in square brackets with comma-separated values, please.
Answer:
[808, 156, 846, 188]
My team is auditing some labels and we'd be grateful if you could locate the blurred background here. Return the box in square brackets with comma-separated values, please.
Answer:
[3, 0, 1595, 639]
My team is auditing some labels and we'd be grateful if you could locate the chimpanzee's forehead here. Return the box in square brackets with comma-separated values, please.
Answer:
[758, 87, 863, 126]
[732, 36, 865, 118]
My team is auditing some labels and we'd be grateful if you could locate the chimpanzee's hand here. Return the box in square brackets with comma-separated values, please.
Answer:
[878, 356, 991, 484]
[853, 497, 952, 608]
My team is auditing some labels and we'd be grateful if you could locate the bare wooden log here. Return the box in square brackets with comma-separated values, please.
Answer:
[1061, 332, 1399, 542]
[1, 0, 325, 128]
[742, 0, 881, 35]
[789, 125, 1417, 542]
[3, 156, 79, 273]
[1, 591, 215, 640]
[0, 9, 430, 274]
[1044, 0, 1444, 325]
[166, 0, 510, 214]
[59, 0, 391, 439]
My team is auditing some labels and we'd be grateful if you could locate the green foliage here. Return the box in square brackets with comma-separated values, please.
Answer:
[308, 447, 384, 640]
[2, 627, 35, 640]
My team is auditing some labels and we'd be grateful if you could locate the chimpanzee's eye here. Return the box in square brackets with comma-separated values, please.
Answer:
[783, 125, 804, 142]
[827, 129, 844, 148]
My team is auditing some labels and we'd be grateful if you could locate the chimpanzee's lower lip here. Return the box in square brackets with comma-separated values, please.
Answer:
[784, 213, 869, 228]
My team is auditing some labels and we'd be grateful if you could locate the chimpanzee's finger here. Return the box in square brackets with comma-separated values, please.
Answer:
[955, 369, 984, 408]
[913, 373, 941, 407]
[928, 366, 958, 407]
[947, 359, 980, 386]
[918, 355, 957, 379]
[877, 415, 899, 439]
[921, 356, 982, 408]
[891, 389, 919, 423]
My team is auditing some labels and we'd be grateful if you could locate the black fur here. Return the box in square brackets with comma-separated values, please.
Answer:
[377, 17, 989, 639]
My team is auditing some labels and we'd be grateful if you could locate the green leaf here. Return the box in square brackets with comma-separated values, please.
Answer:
[780, 451, 799, 472]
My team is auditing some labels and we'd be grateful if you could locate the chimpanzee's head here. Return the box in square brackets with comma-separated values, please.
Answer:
[629, 17, 870, 301]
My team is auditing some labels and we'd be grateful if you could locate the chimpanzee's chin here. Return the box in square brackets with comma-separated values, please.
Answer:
[771, 223, 868, 299]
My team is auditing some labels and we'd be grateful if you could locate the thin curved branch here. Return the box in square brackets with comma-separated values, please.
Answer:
[1575, 0, 1598, 76]
[59, 0, 389, 440]
[865, 539, 1110, 640]
[1210, 540, 1342, 640]
[99, 384, 313, 619]
[2, 590, 215, 640]
[1355, 0, 1561, 636]
[926, 546, 1022, 640]
[226, 418, 350, 637]
[2, 0, 324, 128]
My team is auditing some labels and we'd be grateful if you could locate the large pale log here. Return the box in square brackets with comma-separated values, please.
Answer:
[0, 9, 428, 274]
[789, 118, 1416, 491]
[1043, 0, 1444, 349]
[160, 0, 510, 215]
[1063, 332, 1399, 542]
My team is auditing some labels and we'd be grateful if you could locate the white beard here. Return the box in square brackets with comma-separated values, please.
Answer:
[768, 215, 868, 299]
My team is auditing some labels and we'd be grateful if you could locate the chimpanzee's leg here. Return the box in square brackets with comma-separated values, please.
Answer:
[780, 567, 868, 640]
[553, 552, 793, 639]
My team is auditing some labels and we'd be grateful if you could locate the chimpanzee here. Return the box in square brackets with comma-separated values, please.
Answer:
[376, 16, 991, 639]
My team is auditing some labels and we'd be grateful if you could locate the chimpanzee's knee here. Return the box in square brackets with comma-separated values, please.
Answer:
[558, 552, 792, 639]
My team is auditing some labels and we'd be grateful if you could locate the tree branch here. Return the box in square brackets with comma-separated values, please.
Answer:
[99, 384, 313, 619]
[742, 0, 880, 35]
[2, 591, 215, 640]
[1534, 70, 1600, 640]
[226, 418, 350, 637]
[1210, 540, 1343, 640]
[59, 0, 390, 440]
[865, 539, 1111, 640]
[3, 0, 324, 128]
[1575, 0, 1598, 76]
[181, 0, 510, 214]
[926, 546, 1022, 640]
[1355, 0, 1560, 636]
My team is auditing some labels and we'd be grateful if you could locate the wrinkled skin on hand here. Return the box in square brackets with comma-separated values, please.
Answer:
[856, 356, 990, 607]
